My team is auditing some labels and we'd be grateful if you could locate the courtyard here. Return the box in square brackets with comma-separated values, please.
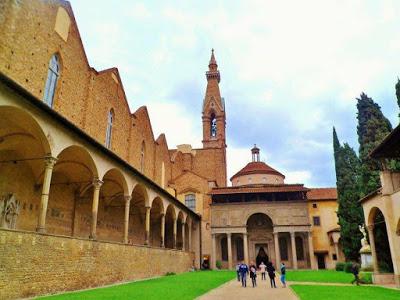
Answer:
[38, 270, 399, 300]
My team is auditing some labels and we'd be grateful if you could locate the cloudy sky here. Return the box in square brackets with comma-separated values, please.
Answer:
[69, 0, 400, 187]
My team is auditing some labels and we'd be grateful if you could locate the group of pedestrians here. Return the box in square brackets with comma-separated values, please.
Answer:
[236, 261, 286, 288]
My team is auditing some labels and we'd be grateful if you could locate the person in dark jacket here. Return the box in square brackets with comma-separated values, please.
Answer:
[249, 262, 257, 287]
[238, 262, 249, 287]
[266, 262, 277, 288]
[351, 262, 360, 286]
[236, 263, 241, 282]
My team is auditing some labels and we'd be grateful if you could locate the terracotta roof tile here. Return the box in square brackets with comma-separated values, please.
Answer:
[230, 161, 285, 181]
[307, 188, 337, 200]
[210, 184, 308, 195]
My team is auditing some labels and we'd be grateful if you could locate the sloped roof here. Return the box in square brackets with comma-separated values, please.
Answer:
[307, 188, 337, 200]
[230, 161, 285, 181]
[210, 184, 308, 195]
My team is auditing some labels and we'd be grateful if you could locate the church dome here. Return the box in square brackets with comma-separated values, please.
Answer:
[230, 146, 285, 186]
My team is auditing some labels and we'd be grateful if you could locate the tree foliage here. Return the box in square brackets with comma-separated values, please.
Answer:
[356, 93, 392, 197]
[333, 128, 363, 261]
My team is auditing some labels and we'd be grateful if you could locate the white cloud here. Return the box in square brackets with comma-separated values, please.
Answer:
[284, 171, 312, 185]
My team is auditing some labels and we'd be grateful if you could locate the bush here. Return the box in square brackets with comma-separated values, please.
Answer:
[361, 266, 374, 272]
[165, 272, 176, 276]
[359, 272, 373, 284]
[216, 260, 222, 269]
[336, 262, 345, 271]
[344, 262, 353, 273]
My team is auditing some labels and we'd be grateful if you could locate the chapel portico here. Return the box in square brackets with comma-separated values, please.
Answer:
[210, 147, 317, 270]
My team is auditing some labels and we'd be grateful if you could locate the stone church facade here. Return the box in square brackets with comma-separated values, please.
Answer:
[0, 0, 342, 298]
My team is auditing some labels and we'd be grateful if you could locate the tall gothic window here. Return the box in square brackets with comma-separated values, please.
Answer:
[43, 54, 60, 107]
[279, 237, 288, 260]
[105, 109, 114, 149]
[221, 237, 228, 261]
[185, 194, 196, 211]
[295, 236, 304, 260]
[210, 113, 217, 137]
[140, 141, 145, 172]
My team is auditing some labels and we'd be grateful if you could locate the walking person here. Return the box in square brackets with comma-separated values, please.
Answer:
[238, 261, 249, 288]
[280, 262, 286, 288]
[236, 263, 241, 282]
[267, 262, 277, 288]
[259, 261, 266, 280]
[351, 262, 361, 286]
[249, 262, 257, 287]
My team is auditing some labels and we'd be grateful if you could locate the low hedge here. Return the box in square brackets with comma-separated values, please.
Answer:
[360, 271, 373, 284]
[336, 262, 345, 271]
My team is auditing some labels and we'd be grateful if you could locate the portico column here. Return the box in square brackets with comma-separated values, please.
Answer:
[334, 243, 339, 261]
[243, 233, 249, 265]
[308, 231, 317, 269]
[144, 206, 151, 245]
[173, 218, 177, 248]
[89, 178, 103, 240]
[274, 232, 281, 268]
[367, 225, 379, 272]
[160, 213, 165, 247]
[37, 156, 57, 233]
[227, 233, 233, 270]
[212, 233, 217, 269]
[290, 231, 298, 269]
[188, 222, 192, 251]
[123, 195, 131, 244]
[182, 222, 186, 250]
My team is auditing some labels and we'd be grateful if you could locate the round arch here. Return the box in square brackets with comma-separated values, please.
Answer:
[368, 207, 394, 273]
[150, 197, 164, 247]
[165, 204, 176, 249]
[0, 105, 52, 231]
[129, 183, 149, 245]
[244, 210, 276, 226]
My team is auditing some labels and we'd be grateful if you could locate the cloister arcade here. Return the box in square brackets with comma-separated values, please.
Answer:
[0, 90, 200, 256]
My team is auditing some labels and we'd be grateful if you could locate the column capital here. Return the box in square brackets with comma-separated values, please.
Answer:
[367, 224, 374, 231]
[124, 195, 131, 203]
[44, 155, 58, 168]
[226, 232, 231, 238]
[273, 231, 279, 236]
[92, 178, 103, 189]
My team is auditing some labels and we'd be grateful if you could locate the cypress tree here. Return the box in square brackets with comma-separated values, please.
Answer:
[396, 78, 400, 118]
[356, 93, 392, 197]
[333, 128, 363, 261]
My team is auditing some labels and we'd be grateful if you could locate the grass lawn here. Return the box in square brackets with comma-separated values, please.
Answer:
[286, 270, 354, 283]
[39, 271, 235, 300]
[291, 284, 400, 300]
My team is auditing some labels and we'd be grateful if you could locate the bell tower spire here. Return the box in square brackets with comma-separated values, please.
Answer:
[202, 49, 226, 149]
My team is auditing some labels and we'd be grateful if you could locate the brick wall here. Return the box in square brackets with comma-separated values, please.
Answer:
[0, 229, 194, 299]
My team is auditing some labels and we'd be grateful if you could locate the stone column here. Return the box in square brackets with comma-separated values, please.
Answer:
[212, 233, 217, 269]
[274, 232, 281, 268]
[243, 233, 249, 265]
[308, 231, 317, 269]
[144, 206, 151, 245]
[182, 222, 186, 250]
[290, 231, 298, 269]
[188, 222, 192, 251]
[367, 225, 379, 272]
[123, 195, 131, 244]
[173, 218, 177, 249]
[36, 156, 57, 233]
[334, 243, 339, 261]
[227, 233, 233, 270]
[89, 178, 103, 240]
[160, 213, 165, 248]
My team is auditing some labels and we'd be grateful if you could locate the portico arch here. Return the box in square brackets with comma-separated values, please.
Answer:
[165, 204, 176, 249]
[130, 183, 148, 245]
[0, 106, 51, 231]
[150, 197, 164, 247]
[246, 213, 273, 267]
[368, 207, 394, 273]
[177, 211, 184, 250]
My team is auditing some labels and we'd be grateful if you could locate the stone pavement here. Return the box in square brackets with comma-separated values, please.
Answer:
[197, 278, 299, 300]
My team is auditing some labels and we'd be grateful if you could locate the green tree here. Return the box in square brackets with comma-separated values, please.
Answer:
[357, 93, 392, 197]
[333, 128, 363, 260]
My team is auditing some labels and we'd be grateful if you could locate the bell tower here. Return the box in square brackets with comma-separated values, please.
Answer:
[202, 49, 226, 149]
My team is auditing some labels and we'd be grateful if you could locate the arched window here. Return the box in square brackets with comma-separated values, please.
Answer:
[140, 141, 145, 172]
[43, 54, 60, 107]
[210, 113, 217, 137]
[105, 109, 114, 148]
[221, 237, 228, 261]
[279, 237, 288, 260]
[295, 236, 304, 260]
[185, 194, 196, 211]
[236, 237, 244, 261]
